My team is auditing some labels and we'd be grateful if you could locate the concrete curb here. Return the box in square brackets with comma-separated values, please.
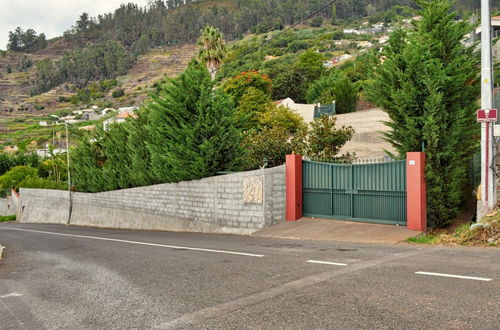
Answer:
[0, 244, 4, 260]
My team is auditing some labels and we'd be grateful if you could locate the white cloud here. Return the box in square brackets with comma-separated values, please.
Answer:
[0, 0, 149, 49]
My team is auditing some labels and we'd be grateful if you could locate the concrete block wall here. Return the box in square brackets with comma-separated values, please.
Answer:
[18, 166, 286, 235]
[0, 198, 16, 217]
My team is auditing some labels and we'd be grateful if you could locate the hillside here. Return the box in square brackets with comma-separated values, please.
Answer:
[0, 0, 493, 150]
[0, 0, 492, 114]
[0, 44, 197, 149]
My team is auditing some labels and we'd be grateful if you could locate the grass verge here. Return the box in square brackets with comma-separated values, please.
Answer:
[406, 214, 499, 247]
[0, 215, 16, 222]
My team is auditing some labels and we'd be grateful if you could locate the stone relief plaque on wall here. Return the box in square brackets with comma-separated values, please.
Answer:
[243, 176, 263, 204]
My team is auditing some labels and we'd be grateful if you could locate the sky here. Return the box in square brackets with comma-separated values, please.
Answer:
[0, 0, 150, 50]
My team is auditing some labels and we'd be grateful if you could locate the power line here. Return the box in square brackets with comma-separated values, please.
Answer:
[214, 0, 338, 75]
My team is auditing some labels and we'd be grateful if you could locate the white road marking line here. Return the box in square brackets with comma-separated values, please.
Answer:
[0, 228, 264, 258]
[0, 293, 23, 299]
[306, 260, 347, 266]
[415, 271, 492, 282]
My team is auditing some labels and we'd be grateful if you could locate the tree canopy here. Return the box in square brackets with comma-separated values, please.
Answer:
[367, 0, 480, 228]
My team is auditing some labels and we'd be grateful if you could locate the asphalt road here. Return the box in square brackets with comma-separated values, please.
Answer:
[0, 223, 498, 330]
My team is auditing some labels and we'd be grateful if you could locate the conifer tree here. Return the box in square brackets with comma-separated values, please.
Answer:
[70, 131, 106, 192]
[146, 61, 241, 183]
[125, 109, 155, 187]
[101, 123, 133, 190]
[367, 0, 479, 227]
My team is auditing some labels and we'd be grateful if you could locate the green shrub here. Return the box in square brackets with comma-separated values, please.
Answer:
[0, 166, 38, 190]
[112, 88, 125, 98]
[0, 215, 16, 222]
[309, 17, 323, 27]
[18, 177, 67, 190]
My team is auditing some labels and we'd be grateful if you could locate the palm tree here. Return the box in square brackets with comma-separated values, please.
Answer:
[197, 26, 227, 80]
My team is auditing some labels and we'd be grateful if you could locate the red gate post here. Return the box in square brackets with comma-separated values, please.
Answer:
[286, 154, 303, 221]
[406, 152, 427, 231]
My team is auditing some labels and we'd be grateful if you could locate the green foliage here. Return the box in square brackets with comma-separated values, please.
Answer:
[406, 234, 437, 244]
[241, 126, 304, 170]
[0, 215, 16, 222]
[256, 105, 306, 134]
[0, 150, 67, 190]
[309, 17, 323, 28]
[16, 55, 33, 72]
[0, 166, 38, 190]
[147, 61, 241, 182]
[7, 27, 47, 52]
[17, 177, 67, 190]
[305, 115, 355, 163]
[112, 88, 125, 98]
[39, 150, 68, 182]
[71, 61, 242, 192]
[271, 49, 326, 103]
[234, 87, 273, 129]
[223, 70, 272, 106]
[306, 71, 359, 114]
[366, 0, 480, 228]
[31, 40, 133, 95]
[251, 19, 284, 34]
[71, 79, 118, 104]
[0, 152, 40, 176]
[71, 132, 107, 192]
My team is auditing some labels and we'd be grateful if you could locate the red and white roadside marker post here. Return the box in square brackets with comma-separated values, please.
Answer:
[477, 109, 497, 212]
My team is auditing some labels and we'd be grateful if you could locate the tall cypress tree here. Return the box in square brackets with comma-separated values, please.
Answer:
[147, 60, 241, 183]
[71, 131, 106, 193]
[367, 0, 479, 228]
[125, 108, 155, 187]
[101, 123, 133, 190]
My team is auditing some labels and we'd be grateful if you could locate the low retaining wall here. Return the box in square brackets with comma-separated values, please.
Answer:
[0, 197, 16, 217]
[19, 166, 286, 235]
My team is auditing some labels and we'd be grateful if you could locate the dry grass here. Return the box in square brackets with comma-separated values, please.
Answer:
[408, 214, 500, 247]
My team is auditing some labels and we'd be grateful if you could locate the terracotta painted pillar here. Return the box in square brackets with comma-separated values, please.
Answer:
[286, 154, 303, 221]
[406, 152, 427, 231]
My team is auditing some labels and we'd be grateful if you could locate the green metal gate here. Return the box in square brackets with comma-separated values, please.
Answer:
[302, 160, 407, 225]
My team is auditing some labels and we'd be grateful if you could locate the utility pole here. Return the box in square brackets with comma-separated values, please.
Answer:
[65, 122, 73, 225]
[480, 0, 496, 216]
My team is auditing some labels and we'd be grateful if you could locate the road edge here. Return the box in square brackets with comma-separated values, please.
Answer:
[0, 244, 4, 259]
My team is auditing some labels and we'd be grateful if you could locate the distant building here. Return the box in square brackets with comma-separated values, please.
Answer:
[39, 121, 48, 127]
[472, 16, 500, 59]
[101, 108, 115, 115]
[82, 113, 101, 121]
[118, 106, 138, 114]
[79, 125, 96, 131]
[275, 98, 335, 124]
[36, 148, 65, 158]
[103, 111, 138, 131]
[60, 115, 76, 123]
[357, 41, 373, 48]
[343, 28, 360, 35]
